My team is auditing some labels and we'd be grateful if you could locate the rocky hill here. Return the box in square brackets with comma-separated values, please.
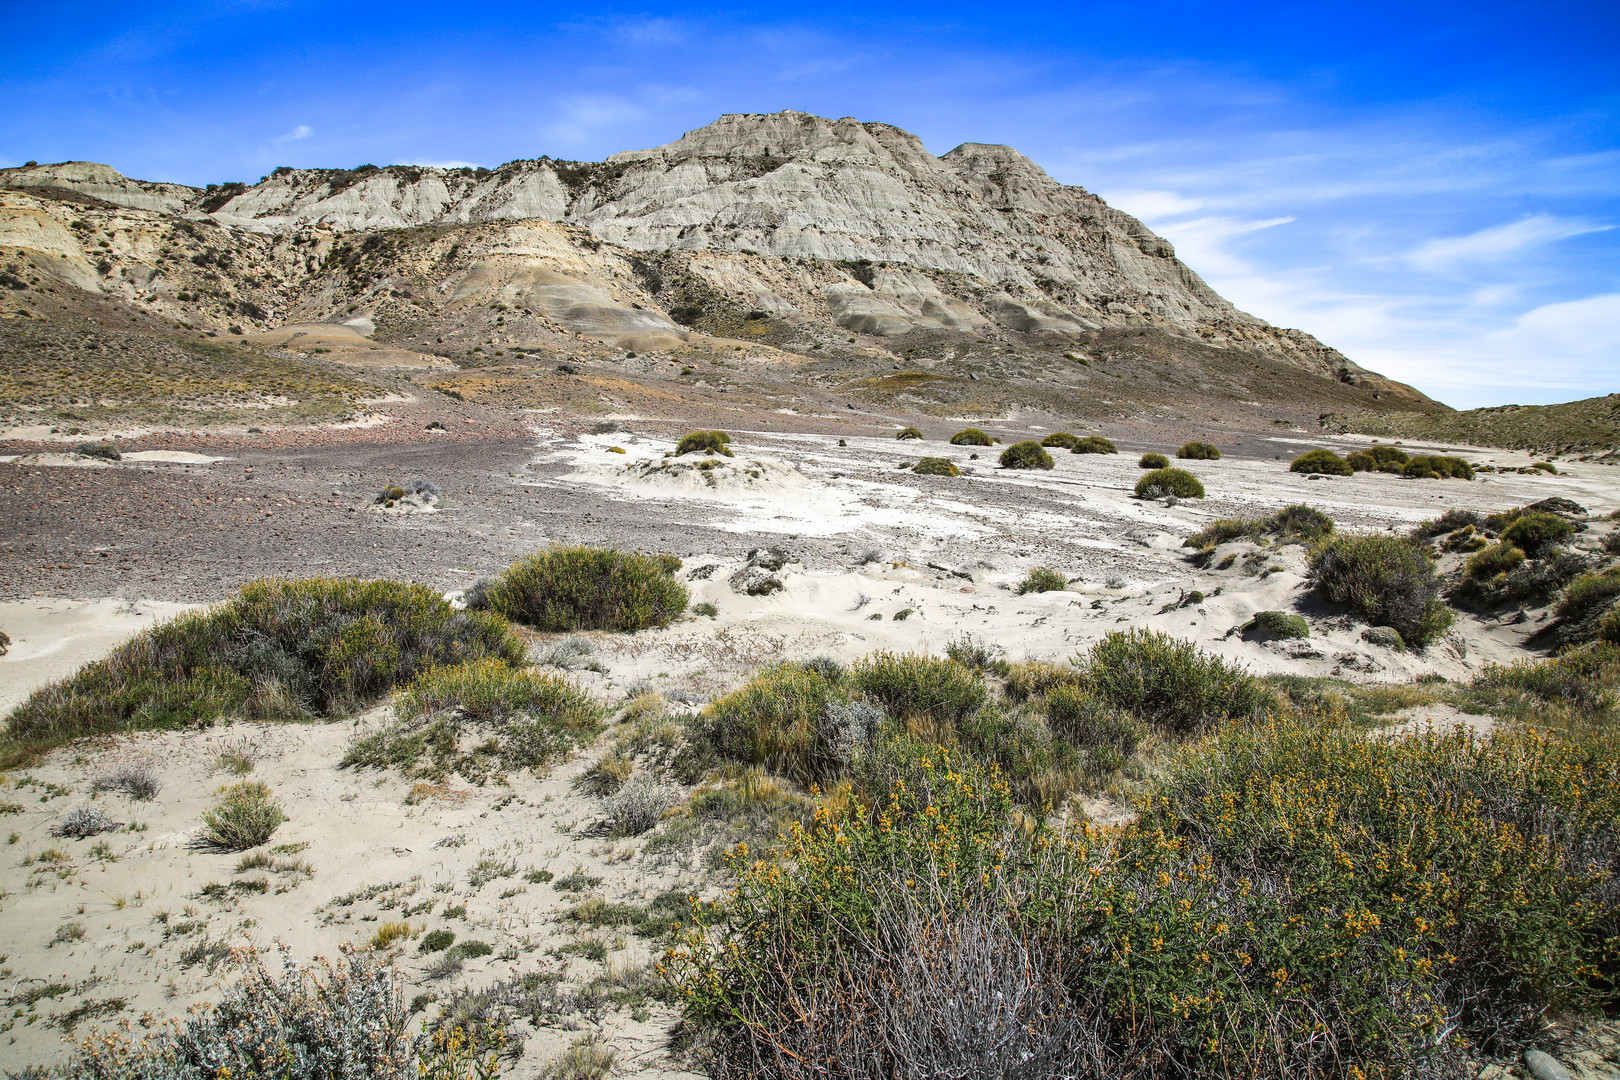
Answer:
[0, 111, 1439, 430]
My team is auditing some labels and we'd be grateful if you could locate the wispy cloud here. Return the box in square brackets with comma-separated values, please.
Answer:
[1407, 214, 1613, 271]
[273, 123, 312, 143]
[1100, 188, 1206, 219]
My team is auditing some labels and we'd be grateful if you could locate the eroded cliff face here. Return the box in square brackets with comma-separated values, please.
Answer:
[0, 111, 1436, 408]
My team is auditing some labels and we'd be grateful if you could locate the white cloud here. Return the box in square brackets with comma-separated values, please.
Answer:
[1408, 214, 1613, 271]
[404, 159, 480, 169]
[273, 123, 312, 144]
[1149, 215, 1294, 278]
[1099, 188, 1205, 221]
[541, 95, 647, 150]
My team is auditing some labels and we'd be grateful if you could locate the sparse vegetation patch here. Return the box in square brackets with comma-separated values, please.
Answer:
[469, 546, 689, 632]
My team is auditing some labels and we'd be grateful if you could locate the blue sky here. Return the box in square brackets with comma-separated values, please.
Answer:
[2, 0, 1616, 408]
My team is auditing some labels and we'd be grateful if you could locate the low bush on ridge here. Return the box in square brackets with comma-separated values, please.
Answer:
[1404, 454, 1474, 480]
[1135, 466, 1204, 498]
[1016, 566, 1068, 594]
[1176, 440, 1220, 460]
[675, 430, 732, 456]
[1040, 431, 1079, 448]
[343, 659, 601, 782]
[1139, 451, 1170, 469]
[911, 456, 958, 476]
[469, 546, 688, 632]
[894, 426, 922, 440]
[3, 579, 524, 766]
[1291, 448, 1352, 475]
[1078, 628, 1269, 735]
[1348, 444, 1409, 472]
[670, 716, 1620, 1080]
[1185, 503, 1334, 559]
[948, 427, 992, 446]
[1309, 534, 1453, 647]
[1071, 435, 1117, 454]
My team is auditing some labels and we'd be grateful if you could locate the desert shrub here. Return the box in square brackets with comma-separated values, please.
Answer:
[1077, 629, 1268, 735]
[1290, 448, 1352, 475]
[1415, 507, 1483, 537]
[1465, 540, 1526, 581]
[1138, 451, 1169, 469]
[1471, 643, 1620, 717]
[1552, 570, 1620, 645]
[200, 782, 285, 850]
[1605, 533, 1620, 556]
[1071, 435, 1118, 454]
[851, 652, 987, 734]
[949, 428, 992, 446]
[1348, 445, 1410, 472]
[911, 456, 959, 476]
[1134, 466, 1204, 499]
[420, 929, 455, 953]
[1499, 511, 1576, 556]
[343, 660, 600, 782]
[894, 426, 922, 440]
[469, 546, 689, 632]
[1043, 684, 1144, 760]
[92, 761, 162, 801]
[943, 635, 1009, 677]
[998, 440, 1053, 469]
[1003, 660, 1080, 702]
[1308, 534, 1453, 646]
[1185, 504, 1333, 554]
[677, 721, 1620, 1080]
[3, 579, 524, 765]
[67, 949, 416, 1079]
[603, 778, 677, 837]
[1246, 610, 1309, 639]
[675, 430, 732, 456]
[1176, 441, 1220, 460]
[1040, 431, 1079, 448]
[1015, 566, 1068, 594]
[53, 805, 118, 838]
[685, 662, 852, 785]
[73, 441, 121, 462]
[1403, 454, 1474, 480]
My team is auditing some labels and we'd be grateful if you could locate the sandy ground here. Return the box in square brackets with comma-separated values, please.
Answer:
[1, 409, 1617, 1074]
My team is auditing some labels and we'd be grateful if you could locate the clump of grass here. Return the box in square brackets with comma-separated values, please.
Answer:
[851, 652, 987, 733]
[1138, 451, 1169, 469]
[420, 929, 455, 952]
[1403, 454, 1474, 480]
[1040, 431, 1079, 448]
[1552, 569, 1620, 646]
[949, 427, 993, 446]
[468, 546, 688, 632]
[1414, 507, 1483, 536]
[999, 441, 1054, 469]
[1464, 540, 1526, 582]
[3, 578, 524, 766]
[1308, 534, 1453, 646]
[911, 456, 959, 476]
[1346, 445, 1409, 472]
[895, 426, 923, 440]
[200, 782, 285, 850]
[675, 430, 732, 456]
[1175, 441, 1220, 460]
[73, 440, 121, 462]
[1016, 567, 1068, 594]
[92, 761, 161, 801]
[52, 805, 118, 838]
[1135, 467, 1204, 499]
[1499, 510, 1575, 556]
[344, 660, 600, 782]
[546, 1033, 616, 1080]
[1245, 610, 1309, 639]
[603, 779, 677, 837]
[1290, 448, 1352, 475]
[1064, 435, 1114, 455]
[1185, 504, 1334, 556]
[1078, 629, 1269, 735]
[368, 921, 413, 950]
[693, 601, 719, 617]
[684, 661, 852, 784]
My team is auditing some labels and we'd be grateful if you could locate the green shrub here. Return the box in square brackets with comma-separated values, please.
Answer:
[693, 601, 719, 618]
[420, 929, 455, 953]
[1532, 461, 1558, 474]
[1138, 452, 1169, 469]
[1134, 467, 1204, 499]
[1471, 643, 1619, 716]
[1071, 435, 1117, 454]
[3, 579, 524, 765]
[469, 546, 688, 632]
[851, 652, 987, 733]
[1308, 535, 1453, 646]
[1040, 431, 1079, 448]
[1403, 455, 1474, 480]
[999, 441, 1054, 469]
[201, 782, 285, 850]
[1077, 629, 1268, 735]
[343, 660, 601, 782]
[1554, 570, 1620, 645]
[1415, 507, 1482, 536]
[1347, 445, 1409, 472]
[1016, 566, 1068, 594]
[895, 426, 922, 440]
[1499, 511, 1575, 556]
[1245, 610, 1309, 639]
[1290, 449, 1352, 475]
[948, 428, 992, 446]
[1464, 540, 1525, 581]
[1043, 684, 1144, 759]
[684, 662, 852, 785]
[73, 440, 121, 462]
[1176, 441, 1220, 460]
[1185, 504, 1334, 552]
[911, 456, 959, 476]
[675, 430, 732, 456]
